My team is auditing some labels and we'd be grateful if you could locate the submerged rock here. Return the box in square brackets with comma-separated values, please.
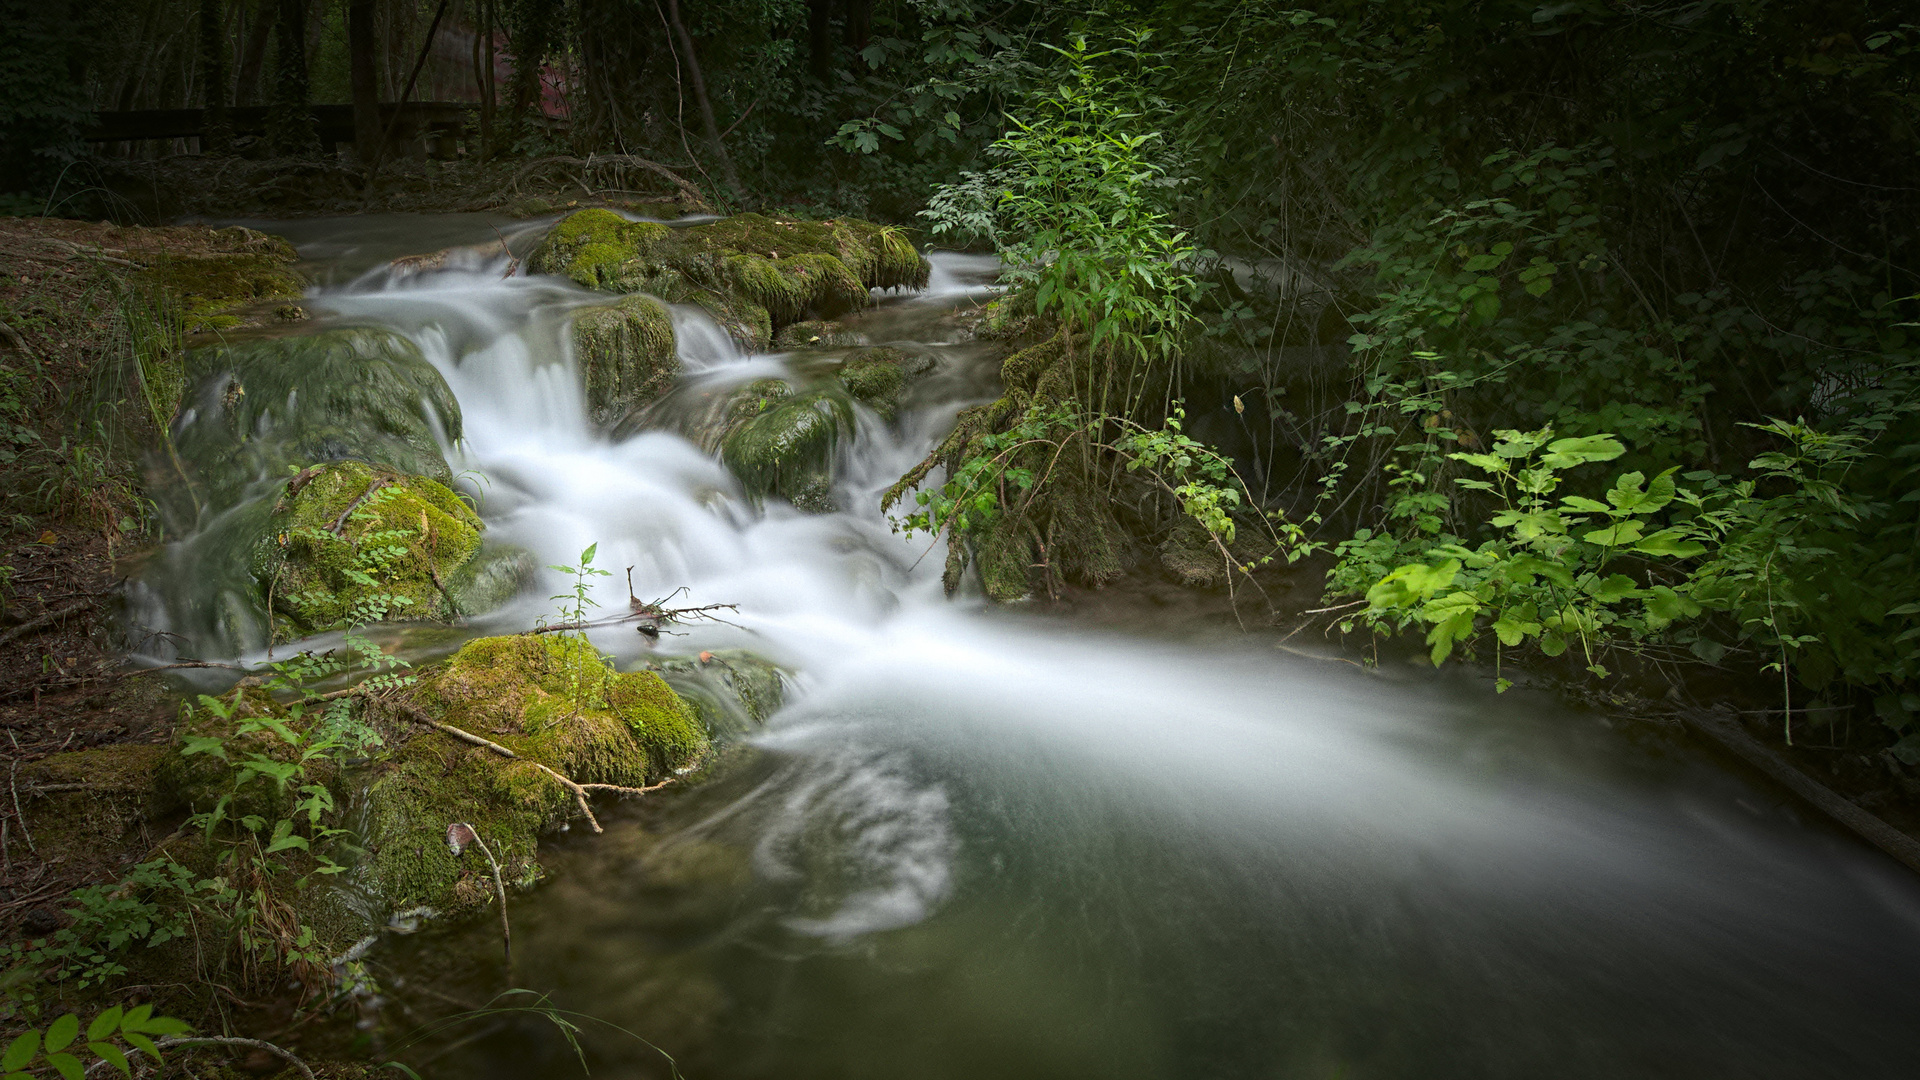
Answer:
[527, 209, 930, 347]
[253, 461, 501, 641]
[571, 293, 679, 424]
[171, 327, 462, 513]
[359, 634, 709, 915]
[653, 650, 787, 739]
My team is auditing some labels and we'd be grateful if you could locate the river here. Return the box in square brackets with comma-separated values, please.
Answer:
[140, 214, 1920, 1079]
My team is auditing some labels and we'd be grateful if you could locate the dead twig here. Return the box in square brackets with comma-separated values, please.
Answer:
[0, 599, 95, 647]
[392, 702, 606, 833]
[447, 823, 512, 969]
[8, 762, 34, 856]
[152, 1037, 315, 1080]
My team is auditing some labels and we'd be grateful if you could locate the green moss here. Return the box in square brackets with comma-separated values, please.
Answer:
[172, 327, 462, 511]
[135, 230, 303, 334]
[719, 383, 855, 512]
[361, 634, 708, 914]
[255, 461, 484, 641]
[572, 293, 679, 424]
[21, 745, 176, 865]
[528, 210, 930, 337]
[840, 346, 934, 421]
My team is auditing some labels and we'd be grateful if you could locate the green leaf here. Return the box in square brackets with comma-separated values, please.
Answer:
[1689, 638, 1728, 663]
[1503, 556, 1575, 588]
[87, 1043, 130, 1078]
[1559, 496, 1610, 513]
[45, 1016, 79, 1054]
[119, 1006, 152, 1034]
[1367, 560, 1461, 610]
[1586, 574, 1643, 603]
[1492, 613, 1541, 646]
[1631, 528, 1708, 559]
[1540, 435, 1626, 469]
[121, 1034, 159, 1063]
[1581, 520, 1645, 547]
[1495, 677, 1514, 693]
[88, 1008, 123, 1043]
[2, 1032, 38, 1071]
[46, 1052, 83, 1080]
[1645, 585, 1703, 624]
[135, 1017, 189, 1037]
[1540, 630, 1570, 657]
[178, 735, 228, 761]
[1447, 452, 1506, 473]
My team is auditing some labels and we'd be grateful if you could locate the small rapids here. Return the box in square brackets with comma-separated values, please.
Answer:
[138, 217, 1920, 1079]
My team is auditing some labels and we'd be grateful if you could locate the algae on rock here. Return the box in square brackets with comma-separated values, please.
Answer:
[527, 209, 930, 348]
[839, 346, 936, 422]
[718, 379, 856, 513]
[358, 634, 708, 915]
[570, 293, 679, 425]
[254, 461, 490, 641]
[135, 226, 303, 335]
[170, 327, 462, 514]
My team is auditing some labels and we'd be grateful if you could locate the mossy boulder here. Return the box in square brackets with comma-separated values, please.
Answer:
[171, 327, 462, 513]
[571, 293, 679, 424]
[135, 226, 303, 334]
[718, 378, 856, 513]
[772, 319, 868, 350]
[527, 209, 930, 344]
[840, 345, 936, 421]
[253, 461, 489, 642]
[357, 634, 708, 915]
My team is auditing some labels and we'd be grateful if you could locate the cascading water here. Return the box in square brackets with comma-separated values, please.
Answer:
[143, 218, 1920, 1079]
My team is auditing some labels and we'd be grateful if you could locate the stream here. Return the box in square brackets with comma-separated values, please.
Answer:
[141, 214, 1920, 1079]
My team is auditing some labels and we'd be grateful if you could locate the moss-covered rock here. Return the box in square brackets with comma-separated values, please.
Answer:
[20, 745, 177, 876]
[135, 226, 303, 335]
[171, 327, 462, 513]
[571, 293, 679, 424]
[358, 634, 708, 915]
[718, 379, 856, 513]
[772, 319, 868, 349]
[527, 209, 929, 342]
[840, 345, 936, 421]
[254, 461, 486, 642]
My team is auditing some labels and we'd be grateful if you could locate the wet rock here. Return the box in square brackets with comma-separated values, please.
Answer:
[839, 345, 936, 422]
[772, 319, 868, 350]
[172, 327, 462, 512]
[134, 226, 303, 335]
[527, 209, 929, 342]
[357, 634, 709, 916]
[252, 461, 488, 642]
[652, 650, 787, 739]
[718, 379, 856, 513]
[571, 293, 678, 424]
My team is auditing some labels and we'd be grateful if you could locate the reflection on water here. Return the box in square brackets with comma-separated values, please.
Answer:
[147, 216, 1920, 1078]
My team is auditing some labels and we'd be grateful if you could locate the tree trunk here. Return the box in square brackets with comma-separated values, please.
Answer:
[267, 0, 318, 155]
[807, 0, 832, 82]
[198, 0, 232, 153]
[348, 0, 381, 163]
[843, 0, 872, 52]
[234, 2, 276, 106]
[664, 0, 740, 195]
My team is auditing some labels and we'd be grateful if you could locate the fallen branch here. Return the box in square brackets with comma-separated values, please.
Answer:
[524, 602, 741, 637]
[327, 478, 391, 536]
[152, 1037, 315, 1080]
[392, 701, 604, 832]
[0, 600, 94, 647]
[120, 660, 252, 678]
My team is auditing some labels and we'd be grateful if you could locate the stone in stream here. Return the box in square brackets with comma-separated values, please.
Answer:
[838, 345, 937, 422]
[570, 293, 679, 426]
[355, 634, 709, 917]
[718, 378, 857, 513]
[171, 327, 463, 512]
[772, 319, 868, 349]
[252, 460, 530, 642]
[526, 208, 930, 351]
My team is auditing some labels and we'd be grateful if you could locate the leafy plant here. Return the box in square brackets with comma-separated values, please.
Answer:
[1, 1004, 188, 1080]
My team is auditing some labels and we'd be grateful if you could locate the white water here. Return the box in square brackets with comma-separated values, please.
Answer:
[147, 230, 1920, 1078]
